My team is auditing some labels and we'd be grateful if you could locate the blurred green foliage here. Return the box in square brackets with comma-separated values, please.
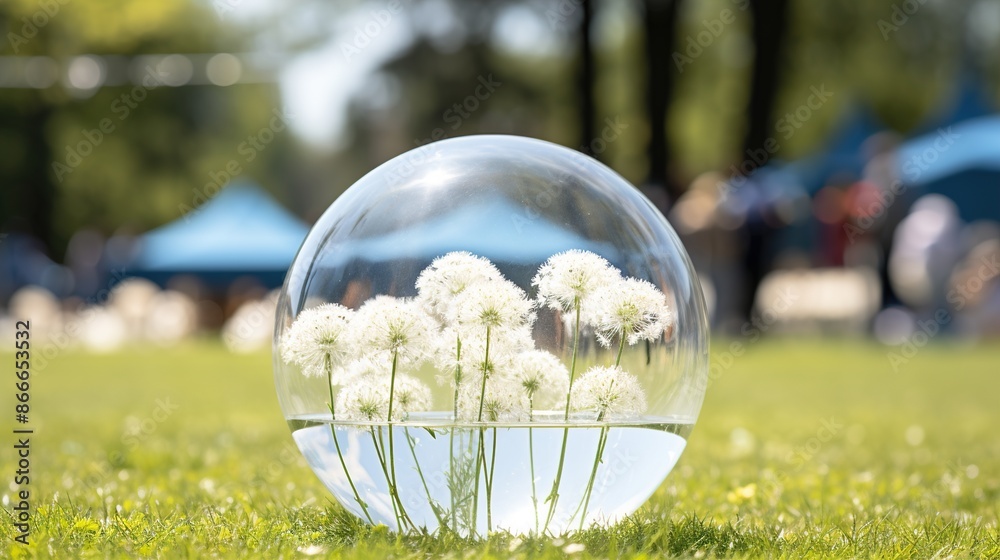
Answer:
[2, 0, 998, 258]
[0, 0, 295, 256]
[334, 0, 995, 184]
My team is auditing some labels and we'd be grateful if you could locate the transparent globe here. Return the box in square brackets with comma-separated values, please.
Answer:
[274, 135, 709, 536]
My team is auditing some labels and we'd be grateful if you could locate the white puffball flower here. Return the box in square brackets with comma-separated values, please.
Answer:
[348, 295, 439, 365]
[416, 251, 503, 320]
[533, 250, 621, 317]
[570, 365, 647, 420]
[435, 325, 533, 392]
[593, 278, 673, 348]
[433, 326, 464, 386]
[448, 278, 535, 335]
[336, 374, 432, 422]
[459, 337, 514, 385]
[457, 376, 526, 422]
[392, 375, 433, 419]
[280, 303, 354, 379]
[332, 355, 393, 386]
[510, 350, 570, 411]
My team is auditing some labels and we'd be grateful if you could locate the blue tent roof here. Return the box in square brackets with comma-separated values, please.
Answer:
[897, 115, 1000, 222]
[898, 115, 1000, 184]
[325, 197, 617, 266]
[914, 74, 995, 134]
[784, 103, 886, 192]
[130, 183, 308, 287]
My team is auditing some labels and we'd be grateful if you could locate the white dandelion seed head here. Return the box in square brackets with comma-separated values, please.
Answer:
[280, 303, 354, 379]
[532, 250, 621, 316]
[457, 375, 526, 422]
[570, 365, 647, 420]
[415, 251, 503, 320]
[391, 375, 433, 420]
[348, 295, 439, 364]
[510, 350, 570, 410]
[335, 375, 387, 421]
[448, 278, 535, 333]
[433, 327, 520, 390]
[459, 339, 514, 388]
[593, 277, 672, 347]
[432, 326, 463, 386]
[335, 374, 431, 422]
[332, 355, 393, 386]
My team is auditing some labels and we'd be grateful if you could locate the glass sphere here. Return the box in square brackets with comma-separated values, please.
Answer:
[274, 135, 709, 536]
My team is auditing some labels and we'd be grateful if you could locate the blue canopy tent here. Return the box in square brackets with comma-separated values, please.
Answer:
[129, 183, 308, 289]
[896, 115, 1000, 223]
[913, 74, 994, 135]
[310, 196, 620, 299]
[782, 77, 993, 194]
[783, 103, 886, 193]
[324, 198, 617, 266]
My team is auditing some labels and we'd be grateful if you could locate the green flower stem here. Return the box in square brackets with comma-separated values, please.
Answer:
[486, 427, 497, 532]
[615, 334, 626, 367]
[461, 434, 478, 534]
[369, 427, 403, 529]
[387, 350, 399, 421]
[528, 399, 539, 534]
[325, 360, 373, 525]
[565, 298, 582, 420]
[574, 425, 609, 530]
[453, 335, 462, 420]
[476, 325, 491, 422]
[473, 324, 493, 535]
[449, 335, 461, 533]
[544, 297, 581, 534]
[471, 428, 483, 537]
[384, 350, 414, 532]
[405, 427, 449, 531]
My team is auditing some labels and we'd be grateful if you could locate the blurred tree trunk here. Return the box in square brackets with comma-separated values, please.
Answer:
[1, 101, 55, 254]
[643, 0, 683, 204]
[739, 0, 790, 323]
[578, 0, 596, 156]
[742, 0, 790, 164]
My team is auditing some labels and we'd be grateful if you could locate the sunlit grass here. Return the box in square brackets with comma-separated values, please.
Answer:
[1, 339, 997, 558]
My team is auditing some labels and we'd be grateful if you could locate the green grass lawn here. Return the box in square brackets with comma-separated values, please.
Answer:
[1, 339, 998, 558]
